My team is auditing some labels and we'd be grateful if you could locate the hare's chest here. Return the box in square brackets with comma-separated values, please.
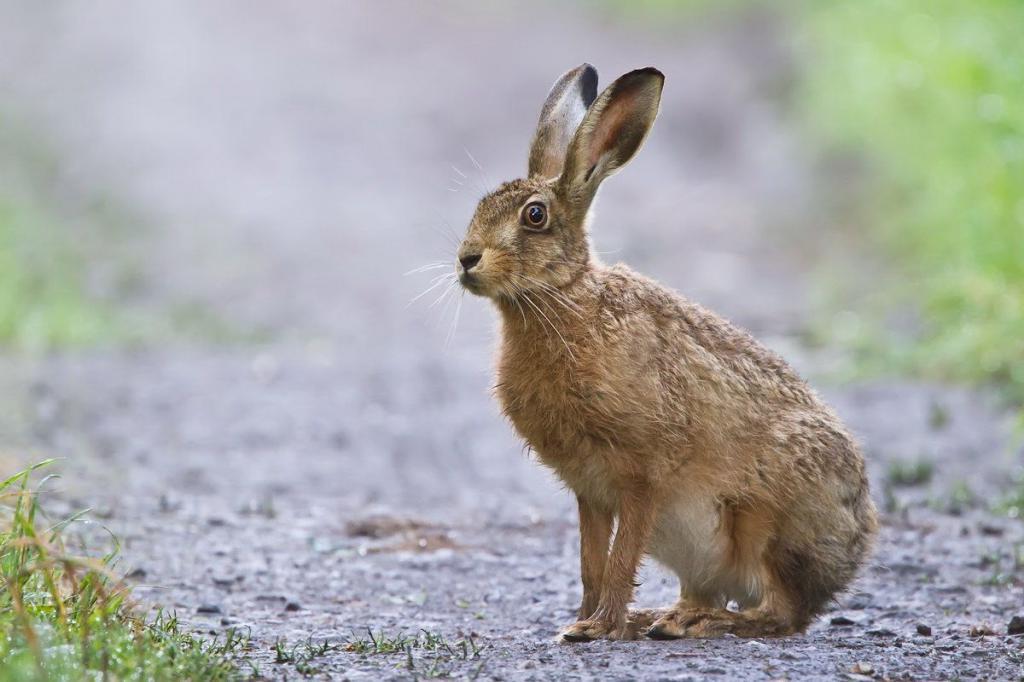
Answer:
[496, 359, 630, 495]
[497, 362, 589, 454]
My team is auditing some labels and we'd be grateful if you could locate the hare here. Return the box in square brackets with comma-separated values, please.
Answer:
[454, 64, 877, 641]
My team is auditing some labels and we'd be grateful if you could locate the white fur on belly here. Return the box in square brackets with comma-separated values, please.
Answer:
[646, 493, 736, 601]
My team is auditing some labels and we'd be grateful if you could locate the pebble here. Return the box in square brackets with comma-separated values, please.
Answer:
[916, 623, 932, 636]
[845, 593, 873, 610]
[196, 604, 223, 614]
[831, 616, 857, 626]
[851, 661, 874, 675]
[968, 623, 995, 637]
[1008, 616, 1024, 636]
[285, 601, 302, 612]
[866, 628, 896, 637]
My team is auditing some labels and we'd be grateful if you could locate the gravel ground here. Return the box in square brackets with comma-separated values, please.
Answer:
[1, 2, 1022, 679]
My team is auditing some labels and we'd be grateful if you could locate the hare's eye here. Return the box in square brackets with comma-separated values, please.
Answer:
[522, 202, 547, 230]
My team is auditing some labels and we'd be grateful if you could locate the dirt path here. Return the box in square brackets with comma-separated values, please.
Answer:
[1, 2, 1022, 679]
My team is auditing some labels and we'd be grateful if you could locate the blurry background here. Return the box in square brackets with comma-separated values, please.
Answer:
[0, 0, 1022, 677]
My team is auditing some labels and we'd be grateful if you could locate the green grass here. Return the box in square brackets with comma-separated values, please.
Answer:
[0, 198, 118, 351]
[886, 457, 935, 488]
[799, 0, 1024, 401]
[0, 113, 258, 352]
[610, 0, 1024, 408]
[0, 115, 125, 351]
[341, 628, 487, 679]
[0, 461, 250, 680]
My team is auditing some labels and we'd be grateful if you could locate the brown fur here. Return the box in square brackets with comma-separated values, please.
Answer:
[455, 65, 877, 642]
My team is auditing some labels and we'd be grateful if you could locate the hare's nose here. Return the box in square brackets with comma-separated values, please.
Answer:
[459, 253, 482, 272]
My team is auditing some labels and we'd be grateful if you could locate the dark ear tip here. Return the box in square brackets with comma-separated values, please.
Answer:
[617, 67, 664, 85]
[632, 67, 665, 82]
[579, 64, 599, 107]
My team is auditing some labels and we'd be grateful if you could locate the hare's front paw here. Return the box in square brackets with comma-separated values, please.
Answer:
[561, 617, 633, 642]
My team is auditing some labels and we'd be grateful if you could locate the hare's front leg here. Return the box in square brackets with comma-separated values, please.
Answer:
[576, 495, 612, 619]
[562, 487, 656, 642]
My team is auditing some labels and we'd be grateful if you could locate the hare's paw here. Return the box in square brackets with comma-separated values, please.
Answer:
[561, 617, 635, 642]
[647, 607, 725, 640]
[626, 608, 667, 631]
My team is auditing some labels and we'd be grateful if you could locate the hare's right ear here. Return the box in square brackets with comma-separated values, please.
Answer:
[560, 68, 664, 200]
[527, 64, 598, 180]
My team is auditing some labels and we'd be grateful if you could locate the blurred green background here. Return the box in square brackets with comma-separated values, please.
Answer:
[4, 0, 1020, 402]
[800, 0, 1024, 403]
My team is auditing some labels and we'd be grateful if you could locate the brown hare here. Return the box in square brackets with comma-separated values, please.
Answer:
[454, 64, 877, 642]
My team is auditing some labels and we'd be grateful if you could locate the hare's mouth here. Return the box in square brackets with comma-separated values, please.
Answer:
[458, 271, 486, 296]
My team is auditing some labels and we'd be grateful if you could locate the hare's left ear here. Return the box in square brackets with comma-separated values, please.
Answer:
[528, 64, 598, 180]
[560, 68, 664, 198]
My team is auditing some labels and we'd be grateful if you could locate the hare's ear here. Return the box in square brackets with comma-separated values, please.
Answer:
[527, 64, 599, 180]
[560, 68, 663, 197]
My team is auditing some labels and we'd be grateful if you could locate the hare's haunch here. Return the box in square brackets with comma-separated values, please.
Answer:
[455, 64, 877, 641]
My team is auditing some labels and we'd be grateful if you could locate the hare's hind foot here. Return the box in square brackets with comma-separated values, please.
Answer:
[561, 608, 668, 642]
[646, 604, 802, 640]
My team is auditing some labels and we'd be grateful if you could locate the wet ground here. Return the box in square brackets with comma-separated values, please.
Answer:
[1, 2, 1022, 679]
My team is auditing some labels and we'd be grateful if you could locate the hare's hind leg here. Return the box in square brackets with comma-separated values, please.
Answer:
[647, 558, 809, 639]
[647, 586, 805, 639]
[643, 591, 721, 640]
[648, 502, 809, 639]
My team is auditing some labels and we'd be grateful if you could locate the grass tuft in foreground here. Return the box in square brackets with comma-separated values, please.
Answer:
[337, 628, 486, 679]
[0, 461, 249, 681]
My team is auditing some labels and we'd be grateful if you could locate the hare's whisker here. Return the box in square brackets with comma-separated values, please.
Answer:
[535, 288, 583, 321]
[463, 146, 493, 189]
[520, 290, 575, 362]
[445, 290, 465, 348]
[429, 279, 458, 309]
[527, 279, 583, 315]
[429, 221, 462, 248]
[427, 271, 457, 286]
[404, 262, 449, 276]
[408, 274, 455, 306]
[513, 274, 583, 319]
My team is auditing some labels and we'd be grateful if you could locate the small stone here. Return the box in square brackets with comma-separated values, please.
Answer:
[1008, 616, 1024, 636]
[851, 661, 874, 675]
[845, 592, 873, 610]
[830, 615, 856, 626]
[968, 623, 995, 637]
[196, 604, 222, 615]
[285, 601, 302, 612]
[125, 567, 147, 580]
[915, 623, 932, 636]
[866, 628, 896, 637]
